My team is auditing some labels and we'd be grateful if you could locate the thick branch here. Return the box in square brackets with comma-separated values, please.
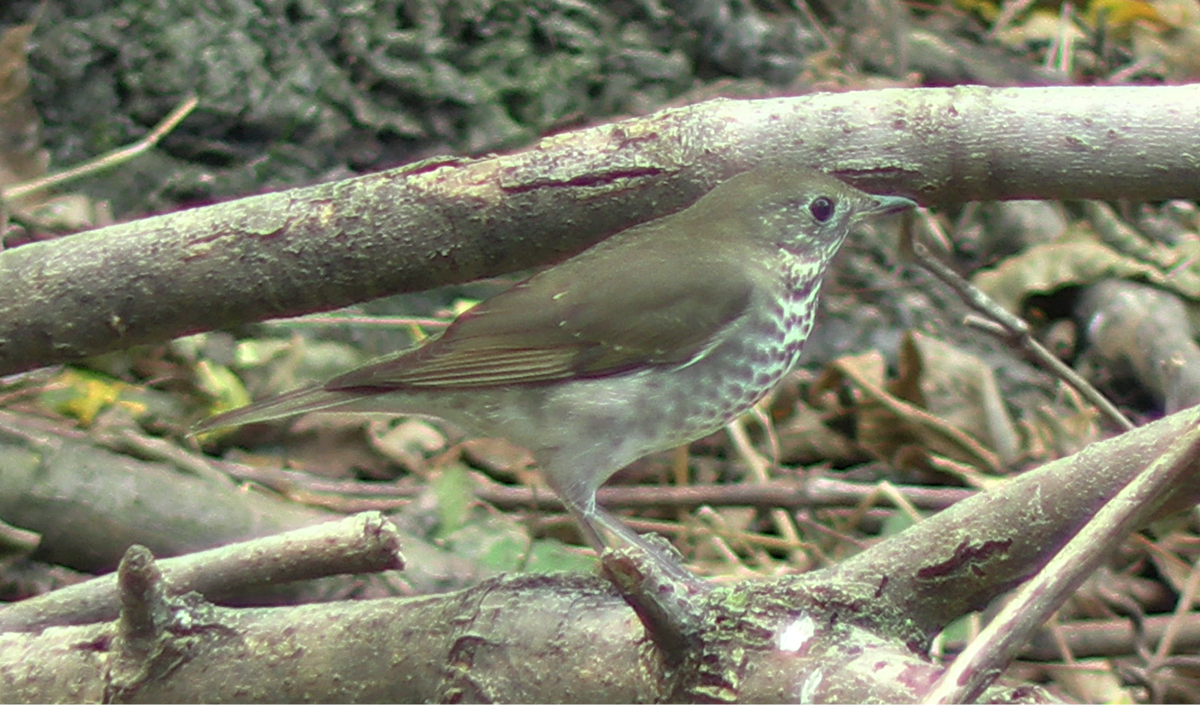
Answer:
[0, 411, 461, 595]
[0, 512, 404, 634]
[0, 568, 1043, 703]
[2, 85, 1198, 375]
[831, 404, 1200, 640]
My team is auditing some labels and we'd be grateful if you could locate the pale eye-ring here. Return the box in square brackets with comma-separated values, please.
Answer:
[809, 196, 835, 222]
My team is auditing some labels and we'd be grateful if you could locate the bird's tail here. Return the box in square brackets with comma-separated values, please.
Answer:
[192, 384, 370, 434]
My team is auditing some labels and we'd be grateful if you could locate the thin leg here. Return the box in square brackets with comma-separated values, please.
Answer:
[565, 496, 713, 658]
[563, 497, 700, 585]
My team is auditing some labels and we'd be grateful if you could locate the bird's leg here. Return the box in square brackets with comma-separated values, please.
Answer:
[566, 493, 713, 658]
[563, 493, 703, 588]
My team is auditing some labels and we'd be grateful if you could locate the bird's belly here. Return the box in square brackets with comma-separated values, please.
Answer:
[419, 297, 815, 489]
[645, 333, 804, 451]
[536, 317, 805, 462]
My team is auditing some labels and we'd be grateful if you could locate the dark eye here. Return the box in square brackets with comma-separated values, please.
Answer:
[809, 197, 835, 222]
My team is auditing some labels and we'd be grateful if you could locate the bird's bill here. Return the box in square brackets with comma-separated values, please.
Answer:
[866, 194, 918, 217]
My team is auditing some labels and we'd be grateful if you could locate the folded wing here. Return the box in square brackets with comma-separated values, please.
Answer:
[328, 231, 762, 391]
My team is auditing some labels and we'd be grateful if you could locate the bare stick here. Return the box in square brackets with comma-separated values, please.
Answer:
[923, 418, 1200, 702]
[0, 511, 404, 633]
[912, 210, 1134, 431]
[3, 94, 198, 202]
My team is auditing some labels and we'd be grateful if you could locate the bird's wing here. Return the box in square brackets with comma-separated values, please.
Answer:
[327, 233, 764, 391]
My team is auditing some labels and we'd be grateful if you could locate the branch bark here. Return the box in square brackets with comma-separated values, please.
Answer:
[0, 410, 470, 595]
[0, 545, 1041, 703]
[3, 405, 1199, 700]
[2, 85, 1199, 376]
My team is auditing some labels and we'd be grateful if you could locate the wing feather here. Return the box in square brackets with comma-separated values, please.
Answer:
[328, 220, 767, 392]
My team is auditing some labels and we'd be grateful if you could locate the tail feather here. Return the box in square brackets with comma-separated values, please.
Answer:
[193, 384, 368, 434]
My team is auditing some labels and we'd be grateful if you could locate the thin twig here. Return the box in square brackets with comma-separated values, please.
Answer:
[1150, 550, 1200, 666]
[912, 210, 1134, 431]
[212, 457, 976, 511]
[923, 418, 1200, 703]
[3, 94, 199, 202]
[986, 0, 1039, 40]
[0, 511, 404, 633]
[262, 314, 451, 329]
[726, 416, 806, 566]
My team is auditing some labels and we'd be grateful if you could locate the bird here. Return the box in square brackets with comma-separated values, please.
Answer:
[195, 165, 916, 579]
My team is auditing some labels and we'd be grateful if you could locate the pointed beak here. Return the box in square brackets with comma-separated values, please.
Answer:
[867, 194, 918, 216]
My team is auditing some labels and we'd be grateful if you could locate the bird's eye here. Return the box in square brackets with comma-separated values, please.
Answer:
[809, 197, 835, 222]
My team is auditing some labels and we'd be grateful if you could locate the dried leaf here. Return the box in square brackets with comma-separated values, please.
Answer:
[819, 349, 1005, 479]
[973, 237, 1200, 313]
[38, 369, 146, 426]
[0, 25, 47, 198]
[371, 419, 447, 473]
[899, 331, 1021, 464]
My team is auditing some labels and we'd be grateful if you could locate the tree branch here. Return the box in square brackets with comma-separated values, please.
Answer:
[2, 85, 1199, 376]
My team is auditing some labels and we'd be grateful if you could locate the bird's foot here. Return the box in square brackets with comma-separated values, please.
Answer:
[597, 535, 711, 660]
[565, 501, 714, 657]
[581, 506, 708, 590]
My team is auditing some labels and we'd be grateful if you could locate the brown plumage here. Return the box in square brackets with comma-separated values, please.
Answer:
[196, 166, 915, 579]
